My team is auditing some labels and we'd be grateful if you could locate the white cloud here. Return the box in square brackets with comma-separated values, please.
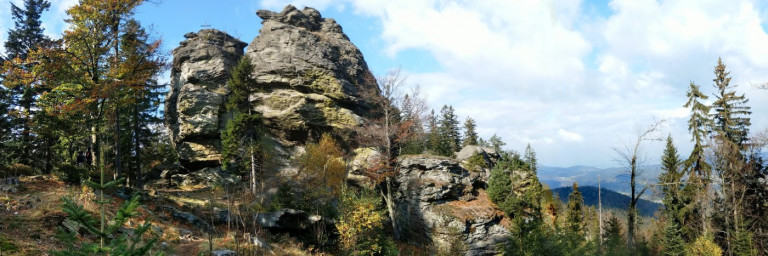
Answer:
[338, 0, 768, 166]
[0, 0, 77, 54]
[558, 129, 585, 143]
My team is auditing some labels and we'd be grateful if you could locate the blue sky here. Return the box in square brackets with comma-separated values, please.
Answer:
[2, 0, 768, 167]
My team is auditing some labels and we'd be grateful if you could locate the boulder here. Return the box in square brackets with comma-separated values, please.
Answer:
[212, 250, 237, 256]
[255, 208, 334, 236]
[394, 155, 510, 256]
[347, 147, 382, 186]
[170, 167, 238, 188]
[165, 29, 247, 170]
[157, 206, 211, 232]
[456, 145, 499, 179]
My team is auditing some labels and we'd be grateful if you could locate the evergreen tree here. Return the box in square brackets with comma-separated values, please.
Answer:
[707, 58, 754, 254]
[489, 133, 505, 152]
[661, 222, 685, 256]
[439, 105, 461, 152]
[220, 56, 264, 195]
[2, 0, 51, 169]
[566, 182, 585, 235]
[658, 135, 686, 229]
[731, 227, 757, 256]
[462, 117, 478, 147]
[524, 143, 537, 173]
[0, 85, 11, 166]
[683, 81, 711, 237]
[711, 57, 751, 147]
[4, 0, 50, 60]
[602, 216, 627, 256]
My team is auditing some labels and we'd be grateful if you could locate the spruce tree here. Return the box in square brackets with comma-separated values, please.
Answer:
[659, 135, 683, 223]
[524, 143, 537, 173]
[566, 182, 585, 235]
[711, 57, 751, 147]
[662, 222, 686, 256]
[439, 105, 461, 152]
[2, 0, 51, 168]
[602, 216, 627, 256]
[489, 133, 505, 152]
[462, 117, 478, 147]
[221, 56, 263, 194]
[683, 81, 711, 237]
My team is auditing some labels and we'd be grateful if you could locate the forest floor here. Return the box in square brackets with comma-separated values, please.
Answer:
[0, 175, 312, 256]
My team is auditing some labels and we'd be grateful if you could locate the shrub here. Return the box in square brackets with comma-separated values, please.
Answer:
[687, 235, 723, 256]
[56, 164, 88, 185]
[464, 153, 488, 172]
[8, 163, 34, 177]
[337, 186, 397, 256]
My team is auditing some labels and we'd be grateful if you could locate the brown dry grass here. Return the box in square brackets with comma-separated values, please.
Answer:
[435, 189, 510, 228]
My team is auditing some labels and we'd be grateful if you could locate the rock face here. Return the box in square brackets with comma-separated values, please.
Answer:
[245, 5, 379, 146]
[165, 6, 380, 171]
[166, 29, 247, 169]
[394, 155, 510, 256]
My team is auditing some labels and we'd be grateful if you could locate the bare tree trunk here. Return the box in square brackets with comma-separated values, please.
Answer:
[115, 106, 123, 184]
[250, 138, 256, 195]
[599, 175, 603, 245]
[614, 120, 663, 253]
[382, 177, 400, 239]
[133, 101, 142, 189]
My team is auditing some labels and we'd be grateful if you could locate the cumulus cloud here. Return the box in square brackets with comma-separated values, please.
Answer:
[338, 0, 768, 166]
[0, 0, 77, 54]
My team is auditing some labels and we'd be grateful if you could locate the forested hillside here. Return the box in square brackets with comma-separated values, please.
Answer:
[551, 186, 661, 217]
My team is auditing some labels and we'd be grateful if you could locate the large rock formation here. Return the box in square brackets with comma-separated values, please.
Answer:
[165, 29, 247, 169]
[394, 155, 510, 256]
[245, 5, 379, 146]
[165, 5, 380, 170]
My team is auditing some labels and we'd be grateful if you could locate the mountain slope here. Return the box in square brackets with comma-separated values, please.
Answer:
[539, 165, 662, 198]
[551, 186, 661, 217]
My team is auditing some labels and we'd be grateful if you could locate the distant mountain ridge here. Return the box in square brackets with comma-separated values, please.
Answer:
[551, 186, 661, 217]
[538, 164, 663, 199]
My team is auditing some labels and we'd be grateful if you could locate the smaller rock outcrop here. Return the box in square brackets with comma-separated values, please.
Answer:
[165, 29, 247, 170]
[456, 145, 499, 178]
[394, 155, 510, 256]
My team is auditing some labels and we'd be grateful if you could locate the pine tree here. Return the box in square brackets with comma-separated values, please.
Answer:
[462, 117, 478, 147]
